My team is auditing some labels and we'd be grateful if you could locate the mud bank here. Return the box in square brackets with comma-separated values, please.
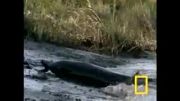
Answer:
[24, 40, 156, 101]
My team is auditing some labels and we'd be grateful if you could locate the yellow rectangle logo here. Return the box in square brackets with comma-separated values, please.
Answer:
[134, 75, 149, 95]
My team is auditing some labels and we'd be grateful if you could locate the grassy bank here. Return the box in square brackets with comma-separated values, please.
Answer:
[24, 0, 156, 56]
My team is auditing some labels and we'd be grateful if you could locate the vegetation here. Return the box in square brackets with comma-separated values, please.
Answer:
[24, 0, 156, 56]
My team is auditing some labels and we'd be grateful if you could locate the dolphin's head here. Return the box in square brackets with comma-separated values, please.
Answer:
[39, 60, 53, 72]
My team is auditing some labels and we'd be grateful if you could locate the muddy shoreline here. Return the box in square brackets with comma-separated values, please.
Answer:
[24, 40, 156, 101]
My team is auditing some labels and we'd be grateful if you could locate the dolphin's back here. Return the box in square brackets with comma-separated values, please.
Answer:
[50, 61, 131, 84]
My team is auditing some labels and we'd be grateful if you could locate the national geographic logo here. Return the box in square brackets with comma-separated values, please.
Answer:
[134, 75, 149, 95]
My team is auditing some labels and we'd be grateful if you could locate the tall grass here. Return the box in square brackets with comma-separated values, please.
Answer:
[24, 0, 156, 56]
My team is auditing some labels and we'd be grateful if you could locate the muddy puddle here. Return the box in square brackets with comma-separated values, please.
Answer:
[24, 40, 156, 101]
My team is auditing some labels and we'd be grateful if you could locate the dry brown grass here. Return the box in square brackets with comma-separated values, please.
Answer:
[24, 0, 156, 56]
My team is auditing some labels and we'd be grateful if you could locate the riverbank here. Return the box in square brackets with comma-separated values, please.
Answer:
[24, 40, 156, 101]
[24, 0, 156, 56]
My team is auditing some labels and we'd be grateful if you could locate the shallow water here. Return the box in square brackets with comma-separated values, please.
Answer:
[24, 40, 156, 101]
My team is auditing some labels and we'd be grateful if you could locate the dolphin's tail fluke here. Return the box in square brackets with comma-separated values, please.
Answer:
[131, 70, 156, 85]
[125, 71, 140, 85]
